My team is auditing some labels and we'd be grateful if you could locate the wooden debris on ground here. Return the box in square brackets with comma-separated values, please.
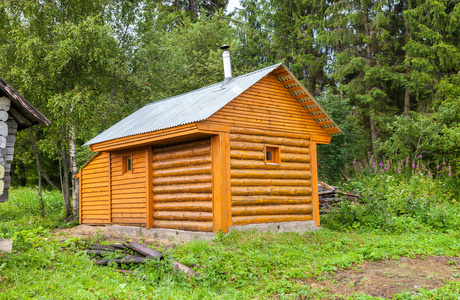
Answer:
[318, 179, 361, 213]
[88, 242, 197, 277]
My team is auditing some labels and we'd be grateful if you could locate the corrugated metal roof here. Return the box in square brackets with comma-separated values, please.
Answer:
[84, 63, 282, 146]
[85, 62, 342, 146]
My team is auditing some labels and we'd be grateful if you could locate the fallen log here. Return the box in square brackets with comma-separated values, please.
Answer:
[95, 255, 150, 265]
[171, 259, 198, 277]
[124, 242, 163, 260]
[86, 250, 115, 256]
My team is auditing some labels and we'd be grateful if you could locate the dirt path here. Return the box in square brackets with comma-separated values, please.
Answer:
[307, 256, 460, 298]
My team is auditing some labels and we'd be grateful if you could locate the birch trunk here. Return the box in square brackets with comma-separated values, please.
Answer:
[29, 129, 44, 217]
[61, 144, 71, 217]
[69, 123, 79, 217]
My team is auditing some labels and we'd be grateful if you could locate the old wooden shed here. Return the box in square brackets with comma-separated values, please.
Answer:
[0, 77, 51, 202]
[79, 61, 341, 233]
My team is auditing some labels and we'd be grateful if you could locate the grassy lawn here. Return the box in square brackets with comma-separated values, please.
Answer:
[1, 187, 460, 299]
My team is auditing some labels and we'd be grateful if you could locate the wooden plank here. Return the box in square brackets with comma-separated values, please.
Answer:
[152, 165, 212, 177]
[108, 152, 112, 223]
[125, 242, 163, 260]
[152, 145, 211, 162]
[232, 196, 311, 206]
[152, 155, 211, 170]
[153, 182, 212, 194]
[111, 213, 146, 218]
[152, 174, 212, 186]
[152, 220, 213, 232]
[310, 140, 320, 227]
[229, 134, 310, 147]
[232, 214, 312, 226]
[145, 146, 153, 228]
[153, 201, 212, 212]
[232, 204, 313, 216]
[231, 178, 311, 187]
[78, 170, 82, 224]
[153, 211, 212, 222]
[231, 186, 312, 196]
[153, 193, 212, 203]
[230, 160, 310, 171]
[211, 132, 231, 233]
[152, 139, 211, 154]
[111, 217, 146, 224]
[231, 169, 311, 179]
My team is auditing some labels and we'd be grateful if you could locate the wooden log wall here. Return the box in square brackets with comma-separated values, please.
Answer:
[80, 152, 110, 224]
[229, 127, 313, 226]
[152, 139, 213, 232]
[206, 72, 330, 142]
[110, 149, 147, 226]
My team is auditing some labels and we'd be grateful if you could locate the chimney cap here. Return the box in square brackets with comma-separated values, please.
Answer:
[220, 45, 230, 51]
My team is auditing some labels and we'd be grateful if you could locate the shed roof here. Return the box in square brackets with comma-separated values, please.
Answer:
[0, 77, 51, 129]
[85, 63, 341, 146]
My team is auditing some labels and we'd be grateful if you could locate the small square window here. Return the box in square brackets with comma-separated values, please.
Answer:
[122, 155, 133, 174]
[265, 146, 280, 164]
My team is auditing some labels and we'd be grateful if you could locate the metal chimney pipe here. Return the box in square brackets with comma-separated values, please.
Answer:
[220, 45, 232, 80]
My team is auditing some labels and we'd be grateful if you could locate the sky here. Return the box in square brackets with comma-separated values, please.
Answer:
[227, 0, 243, 12]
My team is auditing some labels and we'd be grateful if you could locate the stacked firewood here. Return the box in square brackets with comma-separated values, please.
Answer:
[86, 242, 197, 277]
[318, 180, 361, 213]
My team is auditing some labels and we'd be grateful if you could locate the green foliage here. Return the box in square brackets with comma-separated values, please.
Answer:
[324, 155, 460, 233]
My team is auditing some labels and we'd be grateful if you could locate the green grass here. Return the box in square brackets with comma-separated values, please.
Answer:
[1, 187, 460, 299]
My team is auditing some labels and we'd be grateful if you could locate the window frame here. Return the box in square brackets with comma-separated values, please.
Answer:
[265, 145, 281, 165]
[122, 154, 133, 174]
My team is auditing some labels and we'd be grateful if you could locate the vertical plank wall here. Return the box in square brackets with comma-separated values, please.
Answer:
[80, 152, 110, 224]
[229, 128, 313, 226]
[110, 148, 147, 226]
[152, 139, 213, 232]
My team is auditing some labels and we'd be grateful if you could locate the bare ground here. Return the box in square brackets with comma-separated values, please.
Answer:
[306, 256, 460, 298]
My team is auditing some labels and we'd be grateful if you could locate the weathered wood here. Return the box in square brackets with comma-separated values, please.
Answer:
[232, 204, 313, 216]
[9, 107, 31, 127]
[152, 165, 212, 177]
[153, 182, 212, 194]
[232, 186, 312, 196]
[86, 250, 114, 256]
[153, 211, 212, 221]
[232, 195, 311, 206]
[0, 96, 11, 111]
[152, 155, 211, 170]
[152, 220, 213, 232]
[153, 193, 212, 203]
[152, 174, 212, 186]
[124, 242, 163, 260]
[231, 178, 311, 187]
[95, 255, 151, 265]
[153, 201, 212, 212]
[231, 169, 311, 179]
[171, 260, 198, 277]
[232, 214, 312, 226]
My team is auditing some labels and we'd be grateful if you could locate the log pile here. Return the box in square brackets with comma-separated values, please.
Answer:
[87, 242, 197, 277]
[318, 180, 361, 213]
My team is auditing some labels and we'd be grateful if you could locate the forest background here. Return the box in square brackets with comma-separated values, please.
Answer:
[0, 0, 459, 217]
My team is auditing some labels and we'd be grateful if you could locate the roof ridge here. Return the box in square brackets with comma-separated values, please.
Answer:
[146, 63, 283, 107]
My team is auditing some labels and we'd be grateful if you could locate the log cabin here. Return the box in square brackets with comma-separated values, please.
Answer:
[0, 77, 51, 202]
[80, 47, 342, 233]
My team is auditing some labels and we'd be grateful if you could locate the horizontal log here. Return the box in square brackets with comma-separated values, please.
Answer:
[152, 155, 211, 170]
[112, 203, 146, 209]
[126, 242, 163, 260]
[230, 134, 309, 147]
[232, 196, 311, 206]
[231, 169, 311, 179]
[230, 141, 309, 154]
[152, 165, 211, 177]
[153, 201, 212, 212]
[153, 211, 212, 222]
[231, 214, 313, 226]
[152, 220, 213, 232]
[153, 145, 211, 162]
[111, 183, 146, 190]
[230, 150, 264, 160]
[152, 174, 212, 186]
[111, 208, 145, 213]
[82, 187, 109, 193]
[153, 182, 212, 194]
[281, 153, 310, 163]
[153, 193, 212, 203]
[230, 160, 310, 171]
[112, 212, 146, 218]
[230, 127, 310, 140]
[232, 204, 313, 216]
[111, 217, 145, 224]
[232, 186, 312, 196]
[231, 178, 311, 187]
[152, 139, 211, 155]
